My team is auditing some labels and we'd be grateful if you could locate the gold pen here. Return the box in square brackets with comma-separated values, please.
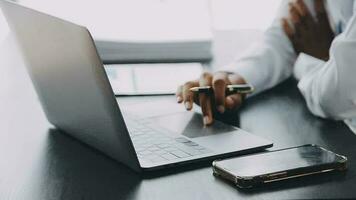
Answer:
[189, 84, 254, 94]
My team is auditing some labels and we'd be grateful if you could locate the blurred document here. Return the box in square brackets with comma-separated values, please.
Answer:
[105, 63, 203, 95]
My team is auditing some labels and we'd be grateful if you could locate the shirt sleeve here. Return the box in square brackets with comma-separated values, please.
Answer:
[222, 0, 302, 95]
[293, 53, 326, 81]
[298, 7, 356, 120]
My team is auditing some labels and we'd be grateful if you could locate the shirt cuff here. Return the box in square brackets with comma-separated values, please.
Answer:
[293, 53, 325, 81]
[296, 55, 328, 118]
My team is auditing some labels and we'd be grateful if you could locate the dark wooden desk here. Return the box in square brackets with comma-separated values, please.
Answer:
[1, 31, 356, 200]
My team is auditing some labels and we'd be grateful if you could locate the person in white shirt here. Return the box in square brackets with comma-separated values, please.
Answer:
[176, 0, 356, 133]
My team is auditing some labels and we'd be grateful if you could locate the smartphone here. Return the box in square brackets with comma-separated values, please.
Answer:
[212, 144, 347, 188]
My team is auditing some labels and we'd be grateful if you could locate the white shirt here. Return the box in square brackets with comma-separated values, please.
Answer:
[224, 0, 356, 133]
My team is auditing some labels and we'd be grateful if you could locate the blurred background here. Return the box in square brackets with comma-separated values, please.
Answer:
[0, 0, 282, 95]
[0, 0, 281, 43]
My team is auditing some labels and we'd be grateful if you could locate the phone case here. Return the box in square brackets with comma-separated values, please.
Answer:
[212, 144, 348, 189]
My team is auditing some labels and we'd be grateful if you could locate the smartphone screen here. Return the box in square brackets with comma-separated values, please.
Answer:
[215, 145, 346, 177]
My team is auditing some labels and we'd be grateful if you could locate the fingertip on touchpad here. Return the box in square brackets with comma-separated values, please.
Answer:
[153, 112, 237, 138]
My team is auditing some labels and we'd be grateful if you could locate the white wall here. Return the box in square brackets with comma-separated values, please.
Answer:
[210, 0, 282, 30]
[0, 0, 282, 44]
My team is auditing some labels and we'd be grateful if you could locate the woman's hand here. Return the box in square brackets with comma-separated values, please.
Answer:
[282, 0, 334, 61]
[176, 71, 246, 125]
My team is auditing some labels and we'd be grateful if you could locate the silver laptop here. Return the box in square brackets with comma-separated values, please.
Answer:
[0, 0, 272, 172]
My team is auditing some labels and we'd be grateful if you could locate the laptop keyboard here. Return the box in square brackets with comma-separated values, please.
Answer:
[125, 116, 212, 164]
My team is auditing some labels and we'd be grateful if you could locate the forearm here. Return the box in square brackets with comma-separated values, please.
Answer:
[298, 21, 356, 120]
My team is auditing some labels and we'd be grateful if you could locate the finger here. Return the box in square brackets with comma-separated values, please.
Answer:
[314, 0, 331, 29]
[199, 72, 213, 125]
[296, 0, 315, 28]
[282, 17, 301, 54]
[228, 73, 246, 89]
[225, 73, 245, 110]
[289, 3, 302, 25]
[193, 92, 200, 106]
[212, 72, 230, 113]
[199, 72, 213, 87]
[295, 0, 308, 16]
[225, 95, 243, 110]
[182, 80, 199, 110]
[289, 3, 304, 38]
[282, 18, 294, 41]
[199, 93, 213, 125]
[314, 0, 326, 14]
[176, 85, 183, 103]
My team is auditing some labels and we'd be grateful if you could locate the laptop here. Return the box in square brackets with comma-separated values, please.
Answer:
[0, 0, 272, 172]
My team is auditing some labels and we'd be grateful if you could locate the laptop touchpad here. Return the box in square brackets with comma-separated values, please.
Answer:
[152, 112, 236, 138]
